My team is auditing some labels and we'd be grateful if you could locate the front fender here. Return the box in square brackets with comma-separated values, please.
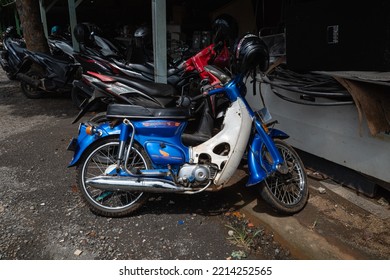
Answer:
[246, 126, 288, 186]
[247, 133, 268, 186]
[68, 122, 120, 167]
[269, 128, 289, 139]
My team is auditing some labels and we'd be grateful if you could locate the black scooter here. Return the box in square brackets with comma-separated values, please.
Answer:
[16, 49, 82, 99]
[0, 26, 27, 80]
[1, 26, 82, 99]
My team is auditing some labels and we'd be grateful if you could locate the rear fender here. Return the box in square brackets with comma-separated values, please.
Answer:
[68, 122, 121, 167]
[71, 96, 102, 124]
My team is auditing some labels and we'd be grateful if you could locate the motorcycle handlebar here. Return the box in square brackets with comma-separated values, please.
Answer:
[176, 90, 207, 109]
[192, 82, 223, 102]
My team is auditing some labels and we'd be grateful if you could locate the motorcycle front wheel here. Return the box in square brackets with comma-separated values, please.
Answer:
[77, 137, 151, 217]
[259, 139, 308, 214]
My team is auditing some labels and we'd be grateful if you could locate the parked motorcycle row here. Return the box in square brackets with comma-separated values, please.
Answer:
[0, 17, 309, 217]
[0, 26, 82, 99]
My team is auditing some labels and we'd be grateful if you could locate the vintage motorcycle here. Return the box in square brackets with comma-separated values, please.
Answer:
[67, 34, 308, 217]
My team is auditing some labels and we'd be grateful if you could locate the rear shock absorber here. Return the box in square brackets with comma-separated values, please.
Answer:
[117, 119, 135, 171]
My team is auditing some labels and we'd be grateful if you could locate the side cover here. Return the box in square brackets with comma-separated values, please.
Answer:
[191, 98, 252, 185]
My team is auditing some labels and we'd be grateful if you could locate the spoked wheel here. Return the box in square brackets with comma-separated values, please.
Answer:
[77, 138, 151, 217]
[259, 139, 308, 214]
[20, 70, 45, 99]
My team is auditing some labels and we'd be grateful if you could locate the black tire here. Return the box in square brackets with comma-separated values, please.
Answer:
[20, 70, 45, 99]
[89, 111, 109, 124]
[76, 138, 151, 217]
[259, 139, 308, 214]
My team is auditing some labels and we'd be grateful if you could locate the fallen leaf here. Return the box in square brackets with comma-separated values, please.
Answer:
[74, 249, 83, 256]
[232, 211, 242, 218]
[71, 185, 79, 193]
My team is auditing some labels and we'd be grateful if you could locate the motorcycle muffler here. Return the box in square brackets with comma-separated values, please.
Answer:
[16, 73, 41, 88]
[85, 176, 192, 193]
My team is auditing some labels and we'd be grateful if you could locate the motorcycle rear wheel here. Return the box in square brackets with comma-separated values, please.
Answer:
[259, 139, 308, 214]
[77, 138, 151, 217]
[20, 70, 45, 99]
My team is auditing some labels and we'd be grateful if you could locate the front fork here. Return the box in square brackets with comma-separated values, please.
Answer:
[246, 121, 287, 186]
[116, 119, 135, 172]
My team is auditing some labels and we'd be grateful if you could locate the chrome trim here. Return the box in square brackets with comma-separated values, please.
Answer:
[85, 176, 192, 193]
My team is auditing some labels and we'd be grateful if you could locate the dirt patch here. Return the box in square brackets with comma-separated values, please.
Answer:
[296, 179, 390, 259]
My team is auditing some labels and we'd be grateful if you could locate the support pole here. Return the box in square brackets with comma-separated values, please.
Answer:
[68, 0, 79, 51]
[14, 7, 21, 36]
[151, 0, 167, 83]
[39, 0, 48, 38]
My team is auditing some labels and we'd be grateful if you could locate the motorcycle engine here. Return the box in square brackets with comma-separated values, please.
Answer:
[177, 164, 217, 187]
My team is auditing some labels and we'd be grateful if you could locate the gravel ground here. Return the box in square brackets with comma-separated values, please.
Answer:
[0, 69, 291, 260]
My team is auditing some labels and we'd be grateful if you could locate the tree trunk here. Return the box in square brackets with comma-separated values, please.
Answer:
[15, 0, 49, 53]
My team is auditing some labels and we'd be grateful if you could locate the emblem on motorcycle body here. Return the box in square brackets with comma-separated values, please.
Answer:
[142, 121, 180, 127]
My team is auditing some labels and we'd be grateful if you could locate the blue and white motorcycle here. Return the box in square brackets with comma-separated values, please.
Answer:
[67, 34, 308, 217]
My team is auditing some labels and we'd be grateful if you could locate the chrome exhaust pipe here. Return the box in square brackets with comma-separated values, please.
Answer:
[85, 176, 192, 193]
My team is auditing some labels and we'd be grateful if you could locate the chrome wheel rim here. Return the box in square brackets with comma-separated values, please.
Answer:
[81, 142, 147, 211]
[264, 143, 306, 206]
